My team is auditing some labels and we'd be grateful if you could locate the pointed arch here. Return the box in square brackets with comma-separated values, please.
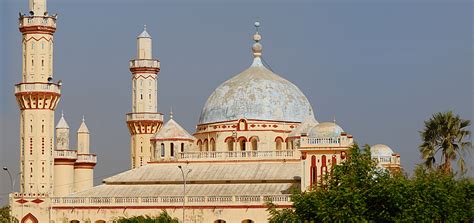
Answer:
[237, 119, 248, 131]
[21, 213, 38, 223]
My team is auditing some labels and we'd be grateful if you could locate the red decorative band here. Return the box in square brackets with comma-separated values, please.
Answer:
[20, 26, 56, 34]
[130, 67, 160, 74]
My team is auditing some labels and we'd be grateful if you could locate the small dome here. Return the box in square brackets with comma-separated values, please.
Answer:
[56, 112, 69, 129]
[153, 118, 195, 141]
[370, 144, 394, 157]
[308, 122, 344, 138]
[288, 115, 319, 138]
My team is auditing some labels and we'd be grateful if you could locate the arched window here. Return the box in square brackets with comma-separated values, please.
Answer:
[238, 137, 247, 151]
[250, 137, 258, 151]
[275, 137, 283, 151]
[210, 138, 216, 151]
[170, 143, 174, 157]
[238, 119, 247, 131]
[214, 220, 226, 223]
[181, 143, 185, 152]
[197, 140, 202, 151]
[242, 220, 255, 223]
[310, 155, 317, 188]
[203, 139, 209, 151]
[225, 137, 234, 151]
[95, 220, 106, 223]
[160, 143, 165, 157]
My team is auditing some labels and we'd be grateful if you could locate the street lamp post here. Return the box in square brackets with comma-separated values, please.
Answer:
[178, 165, 192, 223]
[2, 167, 14, 192]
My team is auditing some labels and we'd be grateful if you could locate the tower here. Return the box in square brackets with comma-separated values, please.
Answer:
[126, 25, 163, 169]
[16, 0, 60, 194]
[74, 117, 96, 192]
[53, 112, 76, 196]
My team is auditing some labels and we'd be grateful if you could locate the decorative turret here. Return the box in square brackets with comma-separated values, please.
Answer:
[16, 0, 60, 195]
[127, 25, 163, 169]
[53, 112, 77, 196]
[74, 116, 96, 192]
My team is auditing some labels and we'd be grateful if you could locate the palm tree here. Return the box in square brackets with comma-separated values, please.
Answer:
[419, 111, 472, 173]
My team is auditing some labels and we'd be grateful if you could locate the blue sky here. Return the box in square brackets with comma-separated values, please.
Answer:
[0, 0, 472, 204]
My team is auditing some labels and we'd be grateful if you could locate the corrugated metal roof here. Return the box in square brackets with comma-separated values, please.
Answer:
[69, 183, 295, 197]
[104, 161, 300, 183]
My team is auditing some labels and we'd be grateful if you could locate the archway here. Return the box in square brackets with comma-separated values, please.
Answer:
[242, 220, 255, 223]
[249, 136, 258, 151]
[225, 137, 235, 151]
[95, 220, 106, 223]
[214, 220, 226, 223]
[275, 137, 283, 150]
[69, 221, 80, 223]
[210, 138, 216, 151]
[21, 213, 38, 223]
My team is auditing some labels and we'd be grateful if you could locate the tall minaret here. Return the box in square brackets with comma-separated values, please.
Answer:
[126, 25, 163, 169]
[16, 0, 60, 194]
[74, 117, 96, 192]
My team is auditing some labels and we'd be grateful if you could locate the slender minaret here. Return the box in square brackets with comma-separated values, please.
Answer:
[126, 25, 163, 169]
[16, 0, 60, 194]
[53, 112, 76, 196]
[74, 117, 96, 192]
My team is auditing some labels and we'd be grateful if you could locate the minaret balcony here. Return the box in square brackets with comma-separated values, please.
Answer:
[126, 112, 164, 122]
[19, 16, 56, 34]
[15, 82, 61, 94]
[129, 59, 160, 73]
[77, 154, 97, 164]
[54, 150, 77, 160]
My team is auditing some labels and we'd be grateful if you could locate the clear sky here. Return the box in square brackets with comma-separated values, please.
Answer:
[0, 0, 472, 205]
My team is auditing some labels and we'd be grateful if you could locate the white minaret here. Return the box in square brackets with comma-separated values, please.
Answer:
[126, 25, 163, 169]
[16, 0, 60, 194]
[74, 117, 96, 192]
[53, 112, 76, 196]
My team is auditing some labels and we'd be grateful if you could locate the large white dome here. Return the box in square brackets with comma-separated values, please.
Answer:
[198, 58, 314, 124]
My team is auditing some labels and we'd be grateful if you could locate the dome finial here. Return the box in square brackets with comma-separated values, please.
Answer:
[144, 24, 147, 31]
[61, 110, 64, 117]
[170, 107, 174, 119]
[82, 115, 85, 122]
[252, 21, 262, 58]
[333, 115, 336, 124]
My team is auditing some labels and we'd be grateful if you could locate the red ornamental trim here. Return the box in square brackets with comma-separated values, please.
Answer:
[148, 159, 300, 164]
[130, 67, 160, 74]
[15, 92, 61, 110]
[23, 36, 53, 43]
[21, 213, 39, 223]
[20, 25, 56, 34]
[237, 136, 247, 142]
[31, 198, 44, 204]
[74, 163, 96, 169]
[274, 136, 284, 142]
[131, 74, 157, 80]
[197, 118, 301, 126]
[193, 129, 292, 135]
[248, 136, 259, 142]
[151, 138, 194, 142]
[52, 204, 292, 210]
[54, 158, 77, 163]
[127, 120, 163, 135]
[16, 199, 28, 204]
[224, 136, 234, 143]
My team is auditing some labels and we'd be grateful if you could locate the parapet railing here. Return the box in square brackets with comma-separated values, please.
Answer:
[129, 59, 160, 68]
[77, 154, 97, 163]
[19, 16, 56, 28]
[51, 194, 291, 206]
[126, 112, 164, 122]
[15, 82, 61, 94]
[300, 137, 353, 147]
[373, 156, 401, 165]
[176, 150, 299, 160]
[54, 150, 77, 159]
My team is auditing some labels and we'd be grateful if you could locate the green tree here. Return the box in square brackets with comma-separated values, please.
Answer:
[419, 111, 472, 173]
[0, 205, 11, 223]
[115, 211, 179, 223]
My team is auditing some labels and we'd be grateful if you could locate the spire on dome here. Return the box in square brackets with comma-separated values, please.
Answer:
[250, 21, 264, 67]
[77, 115, 89, 133]
[170, 107, 174, 119]
[138, 24, 151, 38]
[56, 110, 70, 129]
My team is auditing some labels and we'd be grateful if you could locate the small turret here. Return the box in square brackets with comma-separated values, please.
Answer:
[54, 111, 77, 196]
[137, 25, 152, 59]
[77, 116, 90, 154]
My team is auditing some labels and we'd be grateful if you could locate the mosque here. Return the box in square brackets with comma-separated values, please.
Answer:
[9, 0, 401, 222]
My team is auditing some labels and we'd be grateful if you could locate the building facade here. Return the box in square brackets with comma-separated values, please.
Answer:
[9, 1, 401, 223]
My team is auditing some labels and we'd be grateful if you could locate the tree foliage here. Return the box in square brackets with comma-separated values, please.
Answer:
[115, 211, 179, 223]
[0, 205, 11, 223]
[268, 144, 474, 222]
[419, 111, 472, 173]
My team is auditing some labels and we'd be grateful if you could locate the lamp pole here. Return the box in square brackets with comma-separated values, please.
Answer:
[178, 165, 192, 223]
[2, 167, 14, 192]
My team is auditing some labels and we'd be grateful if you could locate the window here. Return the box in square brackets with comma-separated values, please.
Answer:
[310, 155, 317, 188]
[239, 138, 246, 151]
[275, 137, 283, 151]
[250, 137, 258, 151]
[41, 60, 44, 66]
[203, 139, 209, 151]
[226, 138, 234, 151]
[42, 125, 44, 133]
[161, 143, 165, 157]
[170, 143, 174, 157]
[181, 143, 185, 152]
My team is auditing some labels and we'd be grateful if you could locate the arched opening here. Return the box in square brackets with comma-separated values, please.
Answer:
[160, 143, 165, 157]
[170, 143, 174, 157]
[310, 155, 317, 188]
[197, 140, 202, 151]
[203, 139, 209, 151]
[275, 137, 283, 151]
[214, 220, 226, 223]
[21, 213, 38, 223]
[250, 136, 258, 151]
[225, 137, 235, 151]
[181, 143, 185, 153]
[238, 137, 247, 151]
[238, 119, 247, 131]
[95, 221, 106, 223]
[210, 138, 216, 151]
[69, 221, 80, 223]
[242, 220, 255, 223]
